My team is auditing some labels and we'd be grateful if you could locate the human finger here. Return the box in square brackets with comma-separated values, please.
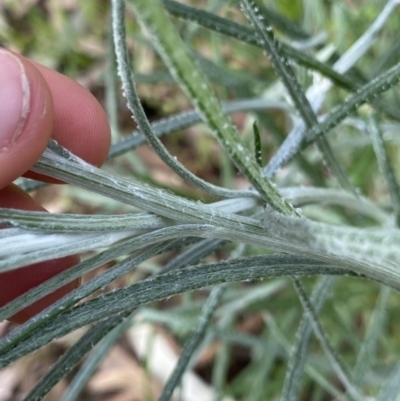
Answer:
[0, 49, 54, 190]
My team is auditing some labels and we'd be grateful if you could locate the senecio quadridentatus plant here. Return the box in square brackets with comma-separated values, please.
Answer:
[1, 0, 400, 400]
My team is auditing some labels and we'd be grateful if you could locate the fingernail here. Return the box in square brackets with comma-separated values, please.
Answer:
[0, 49, 30, 151]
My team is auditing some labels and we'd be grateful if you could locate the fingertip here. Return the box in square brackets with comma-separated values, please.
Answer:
[0, 49, 54, 190]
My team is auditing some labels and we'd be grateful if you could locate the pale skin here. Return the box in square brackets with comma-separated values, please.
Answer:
[0, 49, 111, 323]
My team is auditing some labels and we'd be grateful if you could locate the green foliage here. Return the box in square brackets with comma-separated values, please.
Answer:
[2, 0, 400, 400]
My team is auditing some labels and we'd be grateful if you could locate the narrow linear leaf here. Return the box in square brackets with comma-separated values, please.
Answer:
[0, 255, 347, 368]
[163, 237, 226, 272]
[333, 0, 400, 74]
[3, 186, 388, 267]
[264, 313, 348, 401]
[252, 121, 262, 167]
[106, 11, 120, 141]
[191, 49, 263, 90]
[370, 33, 400, 77]
[1, 236, 214, 348]
[240, 0, 316, 130]
[126, 0, 296, 215]
[353, 285, 391, 386]
[267, 0, 400, 180]
[292, 277, 364, 401]
[18, 97, 293, 194]
[0, 209, 166, 232]
[0, 226, 221, 352]
[33, 146, 263, 229]
[162, 0, 400, 125]
[249, 334, 280, 401]
[282, 276, 336, 401]
[60, 312, 135, 401]
[240, 0, 354, 193]
[0, 234, 188, 323]
[159, 285, 225, 401]
[0, 230, 137, 273]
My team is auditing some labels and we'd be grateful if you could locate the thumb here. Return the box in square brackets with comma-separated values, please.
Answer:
[0, 48, 53, 190]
